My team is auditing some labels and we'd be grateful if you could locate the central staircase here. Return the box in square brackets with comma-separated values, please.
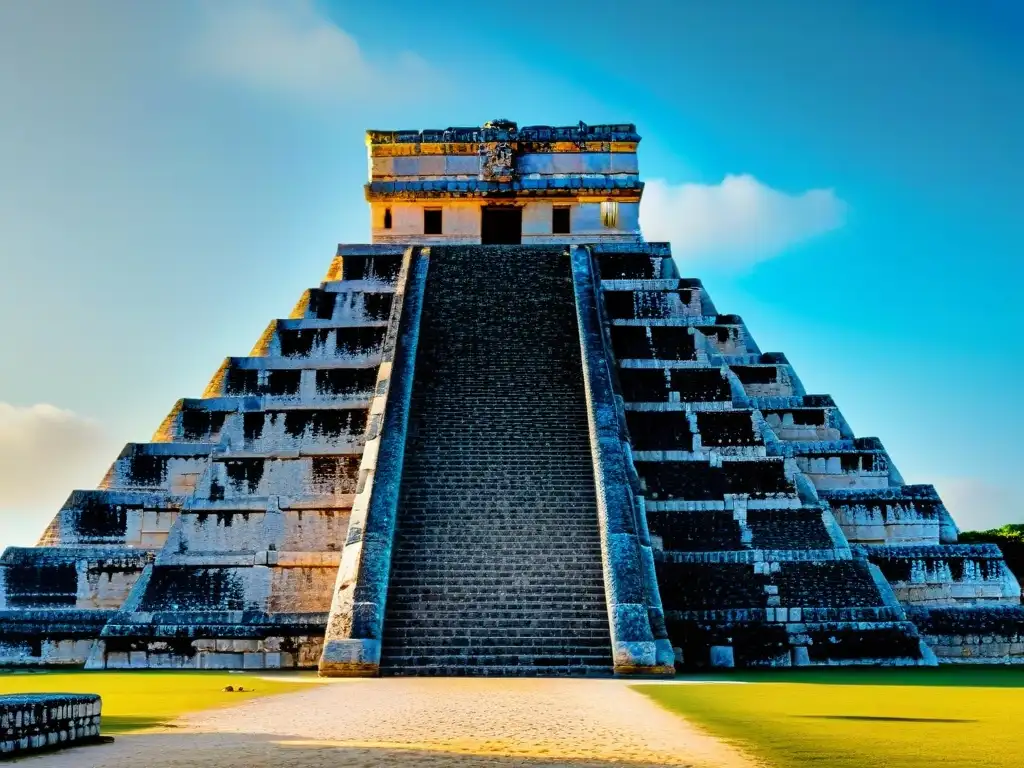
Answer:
[379, 245, 613, 676]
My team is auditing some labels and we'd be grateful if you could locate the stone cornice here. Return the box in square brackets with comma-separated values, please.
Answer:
[366, 121, 640, 147]
[370, 141, 639, 157]
[365, 178, 644, 201]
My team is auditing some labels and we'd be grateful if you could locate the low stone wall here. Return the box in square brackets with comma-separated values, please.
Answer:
[908, 605, 1024, 664]
[0, 693, 102, 757]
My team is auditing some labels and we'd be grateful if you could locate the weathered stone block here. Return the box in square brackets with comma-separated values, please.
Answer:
[129, 651, 148, 668]
[710, 646, 735, 668]
[242, 652, 264, 669]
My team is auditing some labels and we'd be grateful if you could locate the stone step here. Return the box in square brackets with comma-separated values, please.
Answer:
[390, 548, 603, 555]
[389, 562, 605, 570]
[389, 554, 604, 562]
[396, 508, 602, 514]
[397, 497, 598, 504]
[388, 584, 607, 595]
[394, 539, 602, 547]
[383, 626, 611, 638]
[386, 563, 604, 572]
[393, 529, 600, 538]
[387, 566, 605, 576]
[387, 604, 608, 614]
[402, 526, 600, 532]
[395, 530, 601, 537]
[380, 245, 613, 675]
[382, 652, 612, 667]
[389, 573, 606, 581]
[391, 544, 603, 551]
[385, 598, 610, 609]
[380, 636, 612, 650]
[405, 443, 591, 447]
[387, 576, 606, 586]
[380, 665, 613, 677]
[384, 609, 610, 622]
[392, 537, 602, 545]
[385, 601, 608, 610]
[382, 626, 611, 639]
[380, 645, 613, 659]
[386, 600, 607, 611]
[396, 512, 600, 518]
[388, 578, 606, 587]
[401, 461, 594, 467]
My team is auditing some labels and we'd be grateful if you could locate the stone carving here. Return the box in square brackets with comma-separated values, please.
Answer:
[480, 140, 516, 181]
[0, 694, 103, 757]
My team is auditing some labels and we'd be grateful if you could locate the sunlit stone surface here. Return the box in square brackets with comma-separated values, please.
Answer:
[2, 120, 1020, 672]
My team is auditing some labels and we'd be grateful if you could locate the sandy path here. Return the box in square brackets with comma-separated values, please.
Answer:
[19, 678, 756, 768]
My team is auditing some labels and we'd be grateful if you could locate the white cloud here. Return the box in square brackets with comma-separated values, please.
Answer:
[934, 477, 1024, 533]
[193, 0, 439, 104]
[640, 175, 847, 270]
[0, 403, 113, 548]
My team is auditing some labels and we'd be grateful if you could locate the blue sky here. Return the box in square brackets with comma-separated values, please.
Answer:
[0, 0, 1021, 549]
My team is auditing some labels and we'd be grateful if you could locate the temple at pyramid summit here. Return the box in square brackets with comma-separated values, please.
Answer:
[3, 119, 1023, 675]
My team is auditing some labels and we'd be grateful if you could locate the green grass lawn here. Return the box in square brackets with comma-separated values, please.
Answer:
[0, 670, 317, 733]
[635, 667, 1024, 768]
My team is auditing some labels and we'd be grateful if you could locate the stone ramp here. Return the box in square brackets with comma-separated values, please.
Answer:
[380, 245, 614, 676]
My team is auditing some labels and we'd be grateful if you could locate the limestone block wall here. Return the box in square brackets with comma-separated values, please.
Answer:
[784, 439, 898, 492]
[0, 547, 146, 666]
[0, 246, 407, 671]
[824, 486, 959, 545]
[0, 694, 102, 757]
[269, 566, 338, 613]
[761, 407, 844, 442]
[731, 364, 804, 399]
[254, 323, 388, 365]
[909, 605, 1024, 663]
[282, 508, 349, 552]
[171, 510, 276, 555]
[37, 490, 181, 548]
[368, 146, 639, 180]
[100, 444, 212, 496]
[163, 506, 351, 561]
[97, 628, 326, 670]
[588, 241, 1023, 667]
[195, 455, 361, 503]
[227, 409, 368, 454]
[0, 548, 153, 611]
[366, 122, 643, 245]
[862, 544, 1020, 605]
[288, 286, 395, 325]
[369, 200, 642, 245]
[590, 242, 934, 668]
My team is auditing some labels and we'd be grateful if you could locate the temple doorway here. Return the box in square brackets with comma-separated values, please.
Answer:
[481, 206, 522, 244]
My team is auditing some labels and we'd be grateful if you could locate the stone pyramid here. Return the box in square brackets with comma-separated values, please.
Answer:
[2, 120, 1021, 673]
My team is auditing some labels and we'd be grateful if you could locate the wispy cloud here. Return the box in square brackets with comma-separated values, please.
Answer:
[640, 175, 847, 271]
[0, 403, 112, 546]
[192, 0, 439, 104]
[934, 477, 1024, 532]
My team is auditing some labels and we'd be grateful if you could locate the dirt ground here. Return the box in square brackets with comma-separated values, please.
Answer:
[17, 678, 756, 768]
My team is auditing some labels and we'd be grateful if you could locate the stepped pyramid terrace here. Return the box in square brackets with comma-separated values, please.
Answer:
[3, 118, 1023, 675]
